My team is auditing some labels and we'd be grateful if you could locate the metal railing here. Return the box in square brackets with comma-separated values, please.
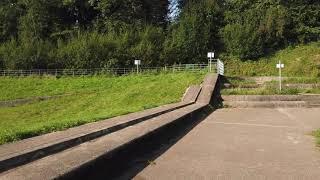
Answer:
[0, 64, 214, 77]
[217, 59, 224, 75]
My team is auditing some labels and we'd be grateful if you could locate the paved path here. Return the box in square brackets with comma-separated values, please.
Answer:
[135, 108, 320, 180]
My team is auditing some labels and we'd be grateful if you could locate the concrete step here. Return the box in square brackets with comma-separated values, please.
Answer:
[0, 103, 208, 180]
[307, 103, 320, 108]
[222, 95, 320, 102]
[223, 101, 309, 108]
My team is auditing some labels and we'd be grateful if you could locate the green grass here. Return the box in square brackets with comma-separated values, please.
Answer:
[0, 72, 205, 145]
[224, 77, 256, 86]
[313, 130, 320, 147]
[224, 42, 320, 77]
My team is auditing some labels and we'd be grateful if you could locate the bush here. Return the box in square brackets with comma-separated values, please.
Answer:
[223, 2, 287, 60]
[162, 0, 224, 64]
[0, 39, 54, 69]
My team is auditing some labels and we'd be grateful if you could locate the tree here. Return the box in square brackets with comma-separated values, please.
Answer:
[0, 0, 22, 42]
[142, 0, 169, 26]
[281, 0, 320, 43]
[223, 0, 288, 60]
[18, 0, 65, 41]
[162, 0, 224, 64]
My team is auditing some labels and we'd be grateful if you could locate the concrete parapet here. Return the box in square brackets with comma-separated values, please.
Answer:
[196, 74, 219, 105]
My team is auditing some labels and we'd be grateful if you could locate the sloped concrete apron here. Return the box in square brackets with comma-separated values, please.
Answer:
[0, 74, 220, 180]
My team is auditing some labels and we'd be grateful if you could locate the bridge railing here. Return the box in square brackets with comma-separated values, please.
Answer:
[0, 64, 215, 77]
[217, 59, 224, 75]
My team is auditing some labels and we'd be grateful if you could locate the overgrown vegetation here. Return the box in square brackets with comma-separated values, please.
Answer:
[0, 72, 205, 144]
[222, 73, 320, 95]
[0, 0, 319, 69]
[224, 42, 320, 77]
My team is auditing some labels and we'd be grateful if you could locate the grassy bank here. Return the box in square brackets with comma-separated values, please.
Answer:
[313, 130, 320, 147]
[221, 76, 320, 95]
[224, 42, 320, 77]
[0, 72, 205, 144]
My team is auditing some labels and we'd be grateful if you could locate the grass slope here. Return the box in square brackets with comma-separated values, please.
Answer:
[0, 72, 204, 144]
[313, 130, 320, 147]
[225, 42, 320, 77]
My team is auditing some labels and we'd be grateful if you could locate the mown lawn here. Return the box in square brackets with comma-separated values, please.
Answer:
[0, 72, 205, 144]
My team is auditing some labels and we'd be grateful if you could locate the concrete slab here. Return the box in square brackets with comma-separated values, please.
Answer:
[197, 74, 218, 105]
[224, 101, 308, 108]
[222, 95, 320, 102]
[182, 85, 201, 103]
[136, 108, 320, 180]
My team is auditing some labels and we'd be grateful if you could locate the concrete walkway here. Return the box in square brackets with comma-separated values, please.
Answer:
[135, 108, 320, 180]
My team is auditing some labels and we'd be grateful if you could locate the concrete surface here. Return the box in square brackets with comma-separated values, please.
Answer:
[222, 95, 320, 102]
[222, 95, 320, 108]
[135, 108, 320, 180]
[197, 74, 218, 105]
[182, 85, 201, 103]
[224, 101, 310, 108]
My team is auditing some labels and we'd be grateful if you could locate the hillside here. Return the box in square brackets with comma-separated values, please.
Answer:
[224, 42, 320, 77]
[0, 72, 204, 144]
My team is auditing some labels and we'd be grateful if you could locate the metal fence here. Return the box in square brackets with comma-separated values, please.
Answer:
[0, 64, 216, 77]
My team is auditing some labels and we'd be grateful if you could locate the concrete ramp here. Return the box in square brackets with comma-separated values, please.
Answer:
[197, 74, 219, 105]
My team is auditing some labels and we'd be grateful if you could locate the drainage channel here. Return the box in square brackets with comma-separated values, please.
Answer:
[59, 107, 213, 180]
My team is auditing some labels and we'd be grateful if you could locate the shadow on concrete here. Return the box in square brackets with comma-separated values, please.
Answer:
[60, 107, 215, 180]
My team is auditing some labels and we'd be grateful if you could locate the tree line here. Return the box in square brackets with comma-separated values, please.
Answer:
[0, 0, 319, 69]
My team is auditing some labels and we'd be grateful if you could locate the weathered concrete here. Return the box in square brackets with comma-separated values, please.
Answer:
[136, 108, 320, 180]
[182, 85, 201, 103]
[197, 74, 219, 105]
[0, 103, 208, 180]
[222, 95, 320, 108]
[223, 95, 320, 102]
[224, 101, 309, 108]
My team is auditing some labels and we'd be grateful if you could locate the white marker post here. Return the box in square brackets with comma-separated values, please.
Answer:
[276, 61, 285, 92]
[135, 60, 141, 74]
[207, 52, 215, 72]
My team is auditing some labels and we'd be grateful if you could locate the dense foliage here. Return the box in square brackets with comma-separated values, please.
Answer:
[0, 0, 319, 69]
